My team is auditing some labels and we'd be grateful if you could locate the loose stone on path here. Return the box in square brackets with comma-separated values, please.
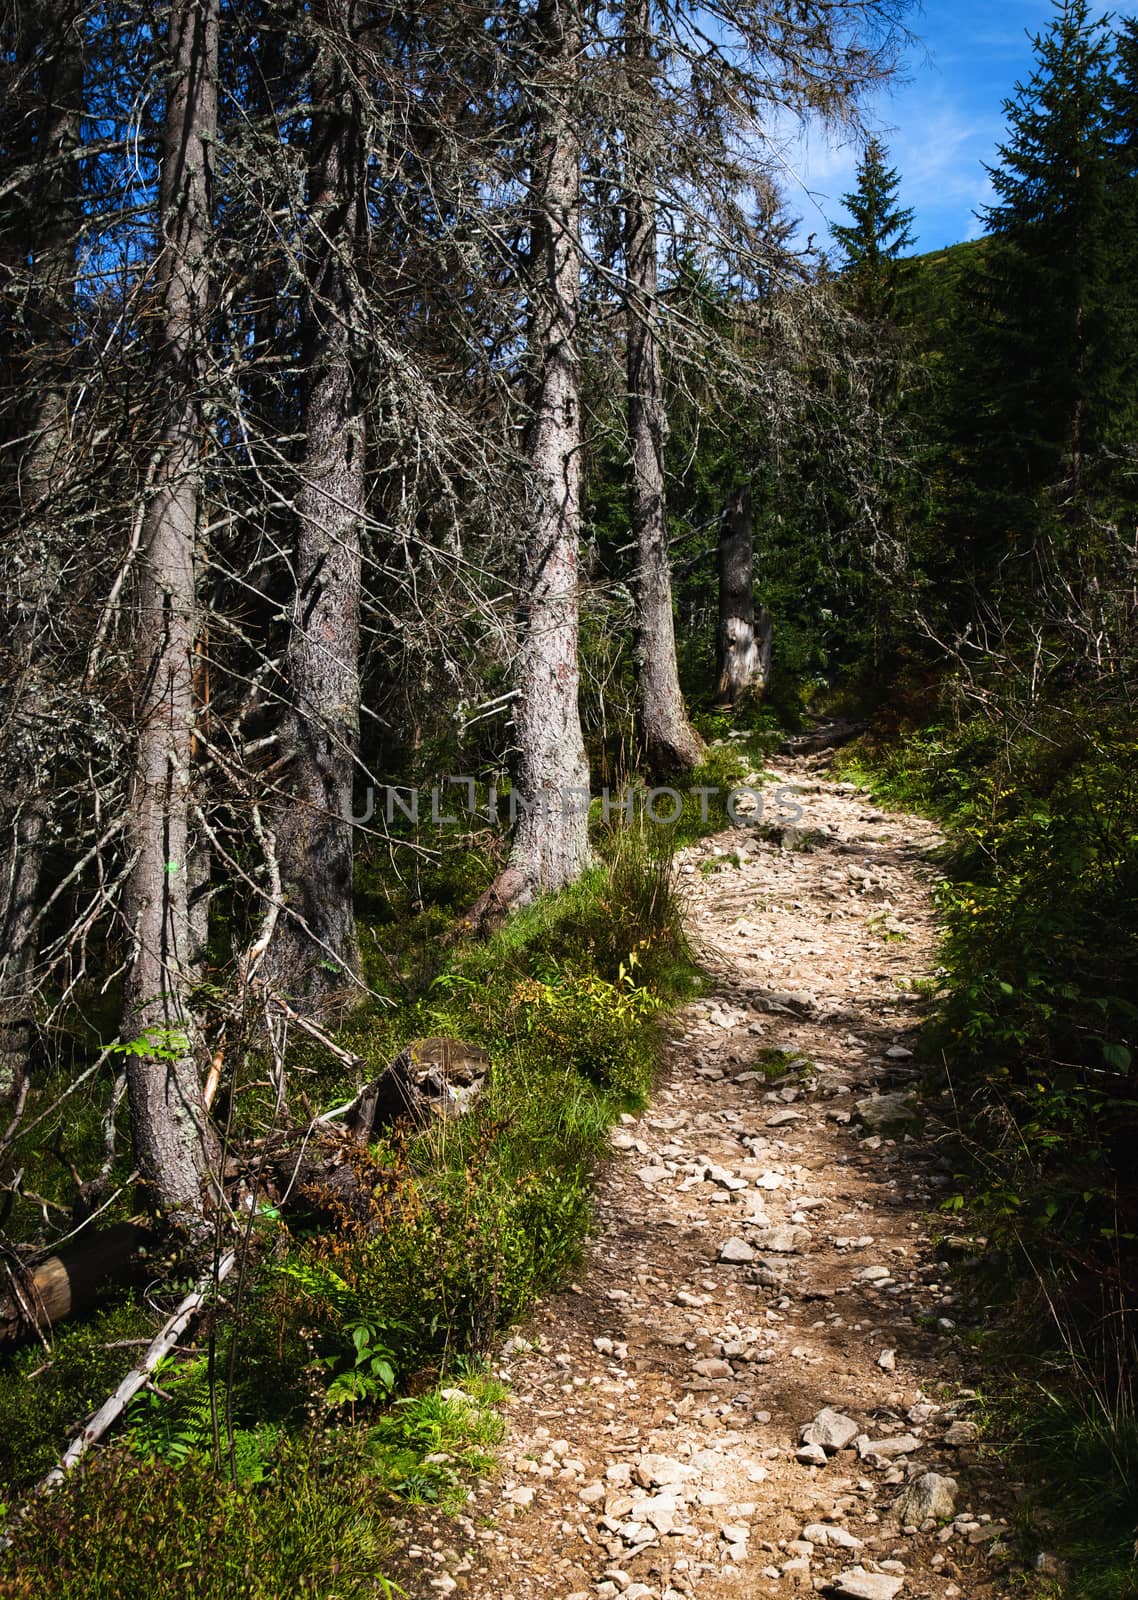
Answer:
[417, 764, 1008, 1600]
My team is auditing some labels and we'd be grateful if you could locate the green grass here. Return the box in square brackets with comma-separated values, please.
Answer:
[0, 1432, 396, 1600]
[751, 1046, 813, 1081]
[0, 1301, 161, 1492]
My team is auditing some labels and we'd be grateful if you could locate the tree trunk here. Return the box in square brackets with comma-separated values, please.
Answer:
[121, 0, 221, 1224]
[480, 0, 590, 919]
[624, 0, 704, 776]
[0, 3, 84, 1101]
[716, 484, 771, 706]
[264, 6, 364, 1009]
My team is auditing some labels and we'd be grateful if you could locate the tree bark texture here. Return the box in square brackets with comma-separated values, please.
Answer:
[0, 3, 84, 1100]
[716, 484, 771, 706]
[265, 6, 365, 1008]
[624, 0, 704, 776]
[121, 0, 221, 1222]
[497, 0, 591, 908]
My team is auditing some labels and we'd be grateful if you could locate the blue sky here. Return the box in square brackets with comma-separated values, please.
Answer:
[785, 0, 1123, 255]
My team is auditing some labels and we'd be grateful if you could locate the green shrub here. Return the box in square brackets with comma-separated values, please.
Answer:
[275, 1058, 608, 1379]
[1008, 1364, 1138, 1600]
[0, 814, 697, 1575]
[928, 735, 1138, 1272]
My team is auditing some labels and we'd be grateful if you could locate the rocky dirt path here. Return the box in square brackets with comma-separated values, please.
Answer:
[394, 765, 1014, 1600]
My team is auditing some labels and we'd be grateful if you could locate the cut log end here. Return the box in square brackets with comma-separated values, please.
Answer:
[0, 1222, 154, 1345]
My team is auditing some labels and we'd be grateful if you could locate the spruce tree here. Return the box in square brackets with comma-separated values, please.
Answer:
[973, 0, 1116, 502]
[830, 137, 915, 319]
[1104, 15, 1138, 453]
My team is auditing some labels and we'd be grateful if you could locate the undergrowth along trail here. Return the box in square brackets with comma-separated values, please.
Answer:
[391, 760, 1018, 1600]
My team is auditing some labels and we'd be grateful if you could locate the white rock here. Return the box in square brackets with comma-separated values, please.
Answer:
[641, 1494, 677, 1533]
[830, 1567, 904, 1600]
[802, 1523, 864, 1549]
[801, 1407, 860, 1453]
[895, 1473, 958, 1523]
[632, 1454, 688, 1488]
[752, 1224, 810, 1254]
[508, 1485, 535, 1506]
[719, 1237, 755, 1264]
[635, 1166, 671, 1186]
[693, 1357, 733, 1379]
[858, 1433, 920, 1460]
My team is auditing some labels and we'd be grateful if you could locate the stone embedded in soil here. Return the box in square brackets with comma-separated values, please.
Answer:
[854, 1092, 923, 1137]
[718, 1236, 755, 1264]
[828, 1568, 905, 1600]
[943, 1420, 979, 1445]
[693, 1357, 733, 1379]
[754, 1170, 786, 1189]
[857, 1433, 920, 1460]
[857, 1265, 891, 1283]
[801, 1407, 860, 1453]
[803, 1522, 864, 1549]
[632, 1454, 688, 1489]
[751, 1224, 810, 1254]
[895, 1472, 958, 1523]
[797, 1442, 829, 1466]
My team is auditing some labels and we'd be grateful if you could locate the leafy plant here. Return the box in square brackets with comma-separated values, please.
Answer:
[123, 1356, 278, 1482]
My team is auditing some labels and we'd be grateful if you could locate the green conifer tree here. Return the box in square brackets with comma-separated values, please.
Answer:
[829, 137, 915, 319]
[1104, 15, 1138, 451]
[973, 0, 1116, 502]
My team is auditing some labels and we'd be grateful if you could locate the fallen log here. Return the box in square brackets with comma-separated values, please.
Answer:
[0, 1221, 153, 1345]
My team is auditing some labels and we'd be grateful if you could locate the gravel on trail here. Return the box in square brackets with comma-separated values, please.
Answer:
[388, 763, 1014, 1600]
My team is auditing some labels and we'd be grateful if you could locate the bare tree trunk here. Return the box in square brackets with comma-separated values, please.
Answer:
[264, 6, 364, 1009]
[716, 484, 771, 706]
[624, 0, 704, 776]
[479, 0, 590, 919]
[120, 0, 221, 1224]
[0, 3, 84, 1102]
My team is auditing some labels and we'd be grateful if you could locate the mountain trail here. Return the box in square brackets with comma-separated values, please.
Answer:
[391, 761, 1011, 1600]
